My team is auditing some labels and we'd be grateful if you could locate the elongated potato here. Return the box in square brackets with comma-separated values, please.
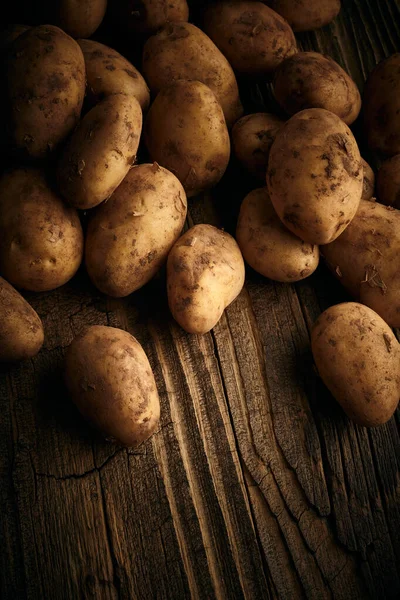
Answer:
[109, 0, 189, 36]
[361, 157, 375, 200]
[376, 154, 400, 208]
[65, 326, 160, 446]
[312, 302, 400, 427]
[264, 0, 341, 32]
[0, 276, 44, 362]
[57, 94, 142, 209]
[86, 163, 187, 297]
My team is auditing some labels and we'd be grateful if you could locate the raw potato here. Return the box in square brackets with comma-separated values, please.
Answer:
[109, 0, 189, 36]
[203, 1, 297, 77]
[376, 154, 400, 208]
[0, 168, 84, 292]
[232, 113, 285, 180]
[65, 326, 160, 446]
[267, 108, 363, 244]
[322, 200, 400, 327]
[361, 158, 375, 200]
[364, 53, 400, 156]
[77, 39, 150, 111]
[311, 302, 400, 427]
[142, 22, 243, 127]
[273, 52, 361, 125]
[144, 80, 230, 196]
[86, 163, 187, 297]
[4, 25, 85, 159]
[0, 276, 44, 362]
[57, 94, 143, 209]
[47, 0, 107, 38]
[263, 0, 341, 32]
[167, 224, 245, 334]
[236, 188, 319, 282]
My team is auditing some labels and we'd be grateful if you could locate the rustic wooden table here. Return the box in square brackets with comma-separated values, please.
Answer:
[1, 1, 400, 599]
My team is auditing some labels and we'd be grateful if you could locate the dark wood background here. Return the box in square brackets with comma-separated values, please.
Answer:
[1, 1, 400, 598]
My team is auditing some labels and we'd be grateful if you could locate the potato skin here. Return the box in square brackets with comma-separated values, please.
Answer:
[4, 25, 85, 159]
[64, 326, 160, 447]
[86, 163, 187, 297]
[167, 224, 245, 334]
[48, 0, 107, 38]
[203, 1, 297, 77]
[109, 0, 189, 36]
[376, 154, 400, 208]
[267, 108, 363, 244]
[273, 52, 361, 125]
[77, 39, 150, 111]
[144, 80, 230, 197]
[236, 188, 319, 282]
[0, 276, 44, 362]
[311, 302, 400, 427]
[322, 200, 400, 328]
[57, 94, 143, 209]
[361, 158, 375, 200]
[264, 0, 341, 32]
[0, 168, 84, 292]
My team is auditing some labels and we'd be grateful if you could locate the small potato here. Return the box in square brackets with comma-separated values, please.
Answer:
[144, 80, 230, 197]
[376, 154, 400, 208]
[236, 188, 319, 282]
[311, 302, 400, 427]
[0, 276, 44, 362]
[273, 52, 361, 125]
[267, 108, 363, 245]
[109, 0, 189, 36]
[46, 0, 107, 38]
[232, 113, 285, 180]
[203, 1, 297, 77]
[65, 326, 160, 446]
[57, 94, 143, 209]
[86, 163, 187, 297]
[0, 168, 84, 292]
[167, 224, 245, 334]
[361, 158, 375, 200]
[77, 39, 150, 111]
[263, 0, 341, 32]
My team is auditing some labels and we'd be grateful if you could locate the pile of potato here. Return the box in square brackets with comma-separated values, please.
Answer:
[0, 0, 399, 445]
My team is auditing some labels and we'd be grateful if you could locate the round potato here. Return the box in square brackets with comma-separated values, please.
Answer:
[0, 168, 84, 292]
[144, 80, 230, 197]
[142, 22, 243, 127]
[167, 224, 245, 334]
[236, 188, 319, 282]
[43, 0, 107, 38]
[77, 39, 150, 111]
[3, 25, 85, 159]
[203, 1, 297, 77]
[361, 157, 375, 200]
[57, 94, 143, 210]
[376, 154, 400, 208]
[267, 108, 363, 244]
[311, 302, 400, 427]
[263, 0, 341, 32]
[65, 326, 160, 446]
[232, 113, 285, 180]
[109, 0, 189, 36]
[86, 163, 187, 297]
[0, 276, 44, 362]
[273, 52, 361, 125]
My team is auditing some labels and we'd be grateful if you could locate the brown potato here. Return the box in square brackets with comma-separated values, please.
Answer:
[0, 168, 84, 292]
[144, 80, 230, 196]
[46, 0, 107, 38]
[263, 0, 341, 32]
[0, 276, 44, 362]
[267, 108, 363, 244]
[361, 158, 375, 200]
[236, 188, 319, 281]
[167, 224, 245, 334]
[311, 302, 400, 427]
[376, 154, 400, 208]
[273, 52, 361, 125]
[142, 22, 243, 127]
[109, 0, 189, 36]
[65, 326, 160, 446]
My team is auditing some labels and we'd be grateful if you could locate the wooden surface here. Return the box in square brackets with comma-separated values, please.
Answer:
[1, 1, 400, 599]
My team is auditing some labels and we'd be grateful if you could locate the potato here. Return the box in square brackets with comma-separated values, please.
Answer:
[263, 0, 341, 32]
[236, 188, 319, 281]
[77, 39, 150, 111]
[64, 326, 160, 446]
[144, 80, 230, 197]
[45, 0, 107, 39]
[142, 22, 242, 127]
[0, 24, 30, 51]
[3, 25, 85, 159]
[0, 276, 44, 362]
[57, 94, 142, 210]
[267, 108, 363, 244]
[311, 302, 400, 427]
[364, 53, 400, 156]
[203, 1, 297, 77]
[86, 163, 187, 297]
[167, 224, 245, 334]
[232, 113, 285, 180]
[361, 157, 375, 200]
[322, 200, 400, 327]
[376, 154, 400, 208]
[109, 0, 189, 36]
[0, 168, 84, 292]
[273, 52, 361, 125]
